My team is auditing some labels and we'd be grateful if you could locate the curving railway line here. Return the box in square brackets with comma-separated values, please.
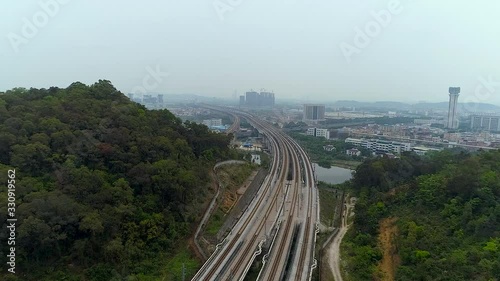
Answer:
[192, 106, 319, 281]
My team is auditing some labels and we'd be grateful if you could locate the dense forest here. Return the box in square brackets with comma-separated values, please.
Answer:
[0, 80, 232, 280]
[343, 150, 500, 280]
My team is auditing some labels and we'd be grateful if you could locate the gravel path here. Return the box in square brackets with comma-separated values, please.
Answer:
[327, 198, 354, 281]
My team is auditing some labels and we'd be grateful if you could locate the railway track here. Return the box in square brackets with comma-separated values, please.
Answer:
[224, 144, 293, 280]
[292, 138, 315, 280]
[266, 139, 301, 281]
[192, 106, 318, 281]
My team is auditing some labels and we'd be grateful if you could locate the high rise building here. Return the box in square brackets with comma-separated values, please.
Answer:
[243, 90, 275, 107]
[471, 115, 500, 131]
[245, 91, 259, 106]
[259, 91, 275, 106]
[303, 104, 326, 122]
[157, 94, 164, 104]
[447, 87, 460, 129]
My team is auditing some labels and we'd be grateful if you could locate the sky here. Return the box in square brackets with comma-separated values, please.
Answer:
[2, 0, 500, 104]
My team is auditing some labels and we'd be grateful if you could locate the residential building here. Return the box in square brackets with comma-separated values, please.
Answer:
[307, 128, 330, 139]
[244, 91, 275, 107]
[412, 146, 442, 156]
[323, 145, 335, 152]
[251, 154, 261, 165]
[471, 115, 500, 131]
[346, 148, 361, 157]
[345, 138, 411, 154]
[303, 104, 325, 122]
[202, 119, 222, 127]
[245, 91, 259, 106]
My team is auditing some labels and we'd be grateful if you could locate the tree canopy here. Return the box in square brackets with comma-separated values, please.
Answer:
[0, 80, 232, 280]
[343, 149, 500, 280]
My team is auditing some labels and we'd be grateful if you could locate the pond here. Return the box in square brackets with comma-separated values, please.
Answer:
[313, 163, 353, 185]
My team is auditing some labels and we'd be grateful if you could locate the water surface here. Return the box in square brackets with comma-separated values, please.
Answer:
[313, 163, 353, 185]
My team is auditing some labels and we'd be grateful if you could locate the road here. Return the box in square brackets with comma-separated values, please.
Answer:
[328, 197, 354, 281]
[192, 106, 319, 281]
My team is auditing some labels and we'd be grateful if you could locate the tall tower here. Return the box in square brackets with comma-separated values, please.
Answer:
[447, 87, 460, 129]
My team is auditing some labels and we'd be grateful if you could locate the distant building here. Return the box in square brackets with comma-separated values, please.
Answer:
[243, 91, 275, 107]
[412, 146, 442, 156]
[323, 145, 336, 152]
[251, 154, 261, 165]
[208, 125, 228, 133]
[259, 91, 275, 106]
[345, 138, 411, 154]
[346, 148, 361, 157]
[245, 91, 259, 106]
[447, 87, 460, 129]
[383, 153, 399, 159]
[202, 119, 222, 127]
[157, 94, 164, 104]
[303, 104, 325, 122]
[306, 128, 330, 139]
[306, 128, 315, 136]
[143, 94, 157, 104]
[471, 115, 500, 131]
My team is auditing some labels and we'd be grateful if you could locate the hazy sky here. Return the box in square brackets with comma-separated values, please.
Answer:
[2, 0, 500, 104]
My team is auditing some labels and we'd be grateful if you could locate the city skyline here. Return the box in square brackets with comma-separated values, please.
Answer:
[2, 1, 500, 104]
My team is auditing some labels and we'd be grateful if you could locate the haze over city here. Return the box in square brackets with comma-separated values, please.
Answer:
[2, 0, 500, 104]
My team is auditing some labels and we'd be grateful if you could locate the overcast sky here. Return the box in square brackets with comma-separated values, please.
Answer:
[2, 0, 500, 104]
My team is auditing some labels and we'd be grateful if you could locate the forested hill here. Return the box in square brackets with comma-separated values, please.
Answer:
[0, 80, 232, 280]
[343, 150, 500, 280]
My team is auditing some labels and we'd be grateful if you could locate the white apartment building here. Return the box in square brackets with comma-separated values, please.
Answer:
[345, 138, 411, 154]
[346, 148, 361, 156]
[412, 146, 441, 156]
[202, 119, 222, 127]
[306, 128, 330, 139]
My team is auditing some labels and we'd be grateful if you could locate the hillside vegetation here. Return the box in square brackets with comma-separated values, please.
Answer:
[0, 80, 232, 280]
[343, 150, 500, 281]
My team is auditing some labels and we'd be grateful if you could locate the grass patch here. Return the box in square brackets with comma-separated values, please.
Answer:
[217, 163, 256, 191]
[330, 159, 361, 170]
[161, 245, 201, 281]
[205, 208, 226, 236]
[315, 232, 334, 281]
[318, 185, 343, 227]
